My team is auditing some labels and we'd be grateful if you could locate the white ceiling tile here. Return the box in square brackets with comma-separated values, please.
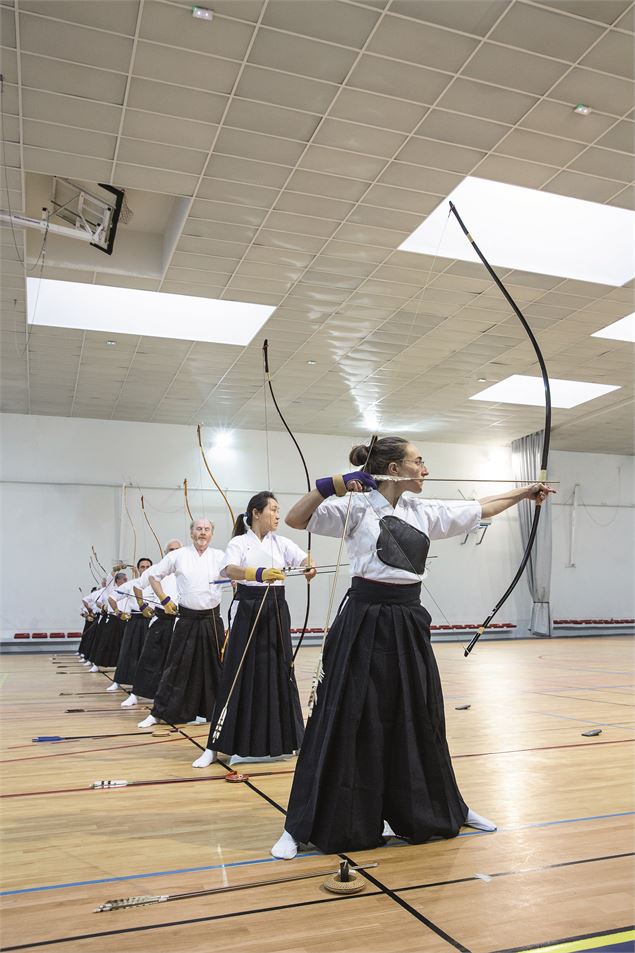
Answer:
[114, 163, 199, 196]
[579, 28, 635, 79]
[23, 119, 116, 160]
[614, 4, 635, 31]
[183, 219, 258, 243]
[389, 0, 505, 35]
[474, 153, 558, 187]
[189, 199, 268, 227]
[329, 87, 427, 133]
[436, 78, 539, 125]
[569, 146, 633, 181]
[139, 3, 255, 59]
[274, 191, 355, 220]
[415, 108, 509, 150]
[22, 88, 121, 134]
[312, 117, 407, 157]
[536, 1, 632, 26]
[257, 229, 327, 253]
[336, 222, 406, 247]
[348, 203, 422, 231]
[346, 53, 451, 104]
[494, 128, 585, 164]
[19, 0, 141, 35]
[197, 176, 277, 208]
[265, 210, 337, 238]
[203, 155, 289, 189]
[542, 169, 628, 202]
[0, 45, 17, 84]
[262, 0, 380, 47]
[596, 119, 635, 153]
[19, 12, 134, 72]
[490, 3, 605, 60]
[297, 143, 387, 179]
[363, 180, 444, 214]
[126, 78, 227, 124]
[21, 52, 127, 104]
[464, 42, 571, 95]
[121, 109, 217, 151]
[224, 99, 320, 141]
[519, 100, 619, 143]
[606, 184, 635, 209]
[549, 67, 635, 117]
[235, 64, 337, 113]
[377, 161, 465, 196]
[1, 4, 15, 46]
[133, 41, 240, 94]
[247, 27, 358, 83]
[367, 14, 479, 71]
[285, 168, 368, 201]
[116, 138, 206, 175]
[213, 127, 305, 165]
[168, 0, 264, 23]
[22, 146, 113, 181]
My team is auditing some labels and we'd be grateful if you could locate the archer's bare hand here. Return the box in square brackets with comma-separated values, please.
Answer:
[526, 483, 556, 506]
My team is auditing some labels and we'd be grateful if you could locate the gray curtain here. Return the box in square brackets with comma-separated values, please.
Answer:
[511, 431, 552, 636]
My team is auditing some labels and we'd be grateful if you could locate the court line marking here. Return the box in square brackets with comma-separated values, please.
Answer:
[488, 926, 635, 953]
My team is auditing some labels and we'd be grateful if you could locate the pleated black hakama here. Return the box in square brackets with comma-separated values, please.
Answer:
[132, 609, 175, 699]
[284, 577, 468, 854]
[113, 613, 150, 685]
[90, 613, 125, 668]
[151, 606, 222, 723]
[208, 584, 304, 758]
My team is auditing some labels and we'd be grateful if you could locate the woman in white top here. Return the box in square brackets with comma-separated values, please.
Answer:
[193, 492, 315, 768]
[272, 436, 554, 859]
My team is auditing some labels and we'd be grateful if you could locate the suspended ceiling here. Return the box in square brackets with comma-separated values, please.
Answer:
[1, 0, 634, 452]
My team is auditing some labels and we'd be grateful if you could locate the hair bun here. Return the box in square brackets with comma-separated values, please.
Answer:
[349, 444, 370, 467]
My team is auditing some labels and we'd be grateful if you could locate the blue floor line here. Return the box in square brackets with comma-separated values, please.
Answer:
[2, 811, 633, 898]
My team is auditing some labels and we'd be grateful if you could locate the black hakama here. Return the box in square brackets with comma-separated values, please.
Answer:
[285, 577, 468, 854]
[90, 614, 125, 668]
[132, 609, 175, 699]
[151, 606, 222, 724]
[79, 616, 97, 657]
[208, 585, 304, 758]
[113, 613, 150, 685]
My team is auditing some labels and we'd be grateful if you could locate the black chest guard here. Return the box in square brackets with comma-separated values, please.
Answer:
[376, 515, 430, 575]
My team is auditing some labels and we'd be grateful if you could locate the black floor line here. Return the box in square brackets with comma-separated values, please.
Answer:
[0, 892, 385, 951]
[487, 923, 635, 953]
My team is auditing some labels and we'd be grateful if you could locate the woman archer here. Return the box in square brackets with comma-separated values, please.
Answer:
[271, 435, 554, 858]
[193, 491, 315, 768]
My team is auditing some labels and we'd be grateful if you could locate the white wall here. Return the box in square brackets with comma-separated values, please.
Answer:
[1, 413, 632, 637]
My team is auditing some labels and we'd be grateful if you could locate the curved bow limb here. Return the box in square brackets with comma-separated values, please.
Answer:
[123, 483, 138, 573]
[140, 493, 164, 559]
[196, 424, 236, 528]
[183, 479, 194, 523]
[448, 201, 551, 657]
[262, 339, 313, 662]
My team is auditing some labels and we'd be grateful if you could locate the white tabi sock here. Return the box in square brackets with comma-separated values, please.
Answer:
[465, 808, 497, 832]
[229, 753, 294, 766]
[138, 714, 158, 728]
[106, 682, 120, 692]
[89, 664, 99, 673]
[382, 820, 396, 838]
[186, 716, 207, 725]
[192, 748, 217, 768]
[121, 694, 138, 707]
[271, 830, 298, 860]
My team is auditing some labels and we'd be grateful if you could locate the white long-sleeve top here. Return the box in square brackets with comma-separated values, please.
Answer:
[307, 491, 481, 585]
[221, 528, 306, 587]
[139, 545, 225, 610]
[113, 578, 155, 614]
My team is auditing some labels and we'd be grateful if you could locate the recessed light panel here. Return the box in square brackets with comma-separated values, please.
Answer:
[470, 374, 620, 409]
[26, 279, 276, 345]
[399, 177, 635, 286]
[591, 312, 635, 344]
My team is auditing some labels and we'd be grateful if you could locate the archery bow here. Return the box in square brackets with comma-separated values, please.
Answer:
[183, 479, 194, 523]
[262, 339, 313, 661]
[91, 546, 108, 577]
[196, 424, 236, 528]
[123, 483, 137, 571]
[448, 200, 551, 656]
[140, 493, 164, 560]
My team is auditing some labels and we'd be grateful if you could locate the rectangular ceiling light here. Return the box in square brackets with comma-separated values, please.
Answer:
[26, 278, 276, 345]
[399, 177, 635, 287]
[470, 374, 620, 408]
[591, 312, 635, 343]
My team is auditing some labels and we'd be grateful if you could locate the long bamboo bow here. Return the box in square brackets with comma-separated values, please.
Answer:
[448, 201, 551, 656]
[140, 493, 164, 560]
[196, 424, 236, 528]
[183, 479, 194, 523]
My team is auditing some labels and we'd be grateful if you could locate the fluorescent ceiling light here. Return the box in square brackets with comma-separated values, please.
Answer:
[591, 312, 635, 344]
[399, 177, 635, 286]
[470, 374, 620, 408]
[26, 278, 275, 345]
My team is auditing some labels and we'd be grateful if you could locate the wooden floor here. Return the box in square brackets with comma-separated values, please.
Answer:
[1, 638, 633, 953]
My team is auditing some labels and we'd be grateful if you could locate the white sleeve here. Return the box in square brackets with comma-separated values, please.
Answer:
[306, 496, 362, 539]
[220, 537, 245, 574]
[416, 500, 482, 540]
[142, 552, 177, 585]
[279, 536, 307, 568]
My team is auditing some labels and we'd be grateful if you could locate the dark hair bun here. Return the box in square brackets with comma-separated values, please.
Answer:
[349, 444, 370, 467]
